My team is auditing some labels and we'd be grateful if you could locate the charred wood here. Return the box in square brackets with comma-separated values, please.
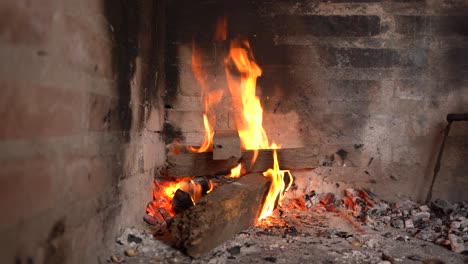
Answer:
[172, 189, 194, 214]
[166, 147, 319, 177]
[169, 173, 270, 257]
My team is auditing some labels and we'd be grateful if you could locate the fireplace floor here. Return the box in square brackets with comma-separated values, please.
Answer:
[110, 202, 468, 264]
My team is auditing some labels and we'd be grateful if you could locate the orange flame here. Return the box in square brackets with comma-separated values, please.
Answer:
[187, 42, 223, 153]
[228, 164, 243, 178]
[207, 179, 214, 193]
[162, 17, 294, 222]
[225, 40, 270, 152]
[187, 114, 213, 153]
[224, 39, 293, 220]
[258, 148, 294, 220]
[146, 178, 214, 217]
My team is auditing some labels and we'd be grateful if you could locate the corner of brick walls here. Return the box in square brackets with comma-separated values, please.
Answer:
[164, 0, 468, 203]
[0, 0, 166, 263]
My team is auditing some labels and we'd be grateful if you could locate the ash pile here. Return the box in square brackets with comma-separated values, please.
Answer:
[302, 188, 468, 254]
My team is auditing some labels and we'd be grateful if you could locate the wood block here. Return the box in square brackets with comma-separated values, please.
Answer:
[166, 147, 319, 177]
[212, 130, 241, 160]
[169, 173, 270, 257]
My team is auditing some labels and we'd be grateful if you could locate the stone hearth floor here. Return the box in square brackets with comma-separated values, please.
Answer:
[110, 207, 467, 264]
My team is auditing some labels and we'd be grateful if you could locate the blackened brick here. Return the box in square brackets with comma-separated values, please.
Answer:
[254, 45, 317, 65]
[166, 0, 261, 44]
[272, 15, 381, 37]
[446, 48, 468, 67]
[319, 48, 428, 68]
[320, 0, 383, 2]
[395, 16, 468, 36]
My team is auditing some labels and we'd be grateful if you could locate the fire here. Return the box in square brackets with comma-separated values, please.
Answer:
[146, 178, 213, 217]
[258, 148, 294, 220]
[187, 114, 213, 153]
[224, 39, 293, 221]
[225, 40, 270, 153]
[155, 17, 294, 223]
[228, 164, 243, 178]
[207, 179, 214, 193]
[187, 42, 223, 153]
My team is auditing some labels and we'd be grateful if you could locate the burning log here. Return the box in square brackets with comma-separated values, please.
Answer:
[166, 147, 319, 177]
[169, 173, 270, 257]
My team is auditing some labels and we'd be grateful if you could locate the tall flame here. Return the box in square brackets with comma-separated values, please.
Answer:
[172, 17, 294, 222]
[224, 39, 293, 220]
[188, 42, 223, 153]
[225, 40, 270, 151]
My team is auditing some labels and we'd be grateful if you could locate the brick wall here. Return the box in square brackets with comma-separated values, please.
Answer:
[163, 0, 468, 202]
[0, 0, 166, 263]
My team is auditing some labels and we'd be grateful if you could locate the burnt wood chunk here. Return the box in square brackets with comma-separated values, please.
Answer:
[169, 173, 270, 257]
[212, 130, 241, 160]
[166, 147, 319, 177]
[172, 189, 194, 214]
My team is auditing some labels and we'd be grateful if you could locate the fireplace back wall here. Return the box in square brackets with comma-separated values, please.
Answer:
[163, 0, 468, 202]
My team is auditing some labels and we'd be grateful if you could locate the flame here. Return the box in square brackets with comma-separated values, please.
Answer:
[258, 148, 294, 220]
[146, 180, 183, 218]
[225, 40, 270, 152]
[187, 42, 223, 153]
[160, 17, 294, 222]
[146, 178, 214, 217]
[224, 39, 294, 220]
[207, 179, 214, 193]
[228, 164, 243, 178]
[187, 114, 212, 153]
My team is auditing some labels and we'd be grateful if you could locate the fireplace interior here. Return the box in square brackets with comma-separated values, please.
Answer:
[1, 0, 468, 263]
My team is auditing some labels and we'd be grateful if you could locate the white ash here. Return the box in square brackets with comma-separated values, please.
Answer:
[109, 190, 468, 263]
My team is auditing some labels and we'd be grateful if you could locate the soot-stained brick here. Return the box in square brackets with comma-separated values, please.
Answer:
[103, 0, 140, 139]
[319, 48, 427, 68]
[446, 48, 468, 67]
[395, 16, 468, 36]
[320, 0, 383, 2]
[255, 45, 316, 65]
[162, 122, 185, 145]
[336, 149, 348, 161]
[273, 15, 381, 37]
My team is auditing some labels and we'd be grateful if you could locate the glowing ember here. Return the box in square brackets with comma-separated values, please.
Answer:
[146, 178, 214, 217]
